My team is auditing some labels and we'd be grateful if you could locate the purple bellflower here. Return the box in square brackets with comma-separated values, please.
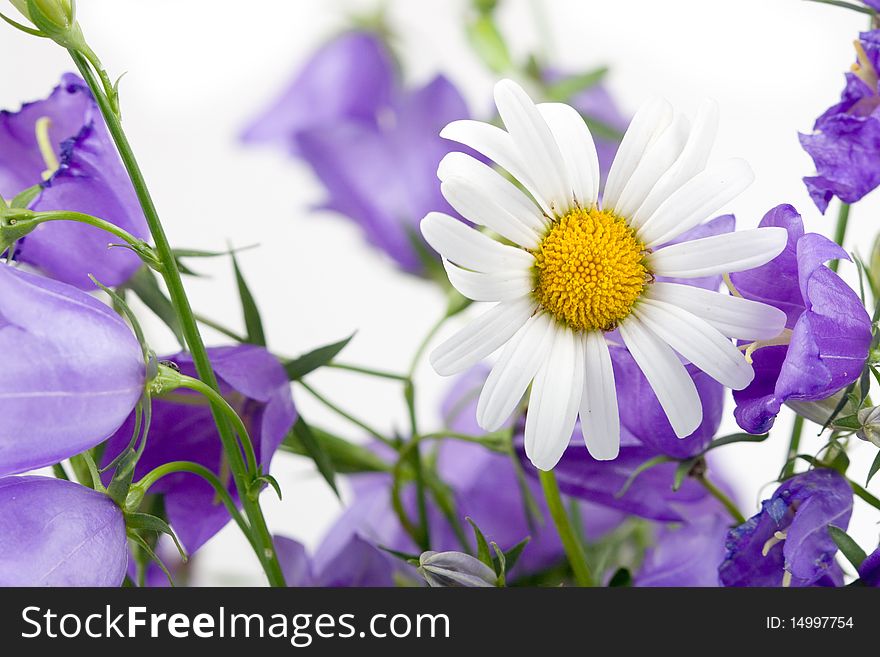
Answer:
[859, 543, 880, 586]
[0, 265, 145, 476]
[0, 73, 147, 287]
[800, 30, 880, 212]
[730, 204, 871, 434]
[242, 30, 474, 274]
[0, 476, 128, 586]
[635, 513, 731, 587]
[719, 468, 852, 587]
[101, 345, 296, 554]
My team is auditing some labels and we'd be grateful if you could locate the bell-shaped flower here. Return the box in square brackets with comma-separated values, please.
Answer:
[0, 475, 127, 586]
[718, 468, 852, 587]
[730, 204, 872, 433]
[101, 345, 297, 554]
[0, 265, 145, 476]
[0, 73, 147, 287]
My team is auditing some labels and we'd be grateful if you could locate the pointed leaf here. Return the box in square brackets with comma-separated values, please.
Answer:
[231, 252, 266, 346]
[291, 417, 339, 496]
[828, 525, 867, 571]
[466, 517, 493, 568]
[284, 334, 354, 380]
[867, 450, 880, 486]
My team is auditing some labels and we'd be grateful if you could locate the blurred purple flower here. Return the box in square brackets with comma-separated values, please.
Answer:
[243, 30, 475, 274]
[567, 84, 628, 183]
[859, 544, 880, 586]
[635, 513, 730, 587]
[0, 476, 127, 586]
[719, 468, 852, 587]
[0, 265, 145, 476]
[731, 205, 871, 433]
[800, 30, 880, 212]
[275, 533, 396, 587]
[102, 345, 296, 554]
[0, 73, 147, 287]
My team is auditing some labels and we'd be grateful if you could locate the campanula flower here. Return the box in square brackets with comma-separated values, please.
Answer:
[101, 345, 296, 554]
[800, 30, 880, 212]
[0, 475, 127, 586]
[0, 265, 145, 476]
[243, 30, 474, 274]
[731, 204, 872, 433]
[0, 73, 147, 287]
[635, 513, 731, 587]
[719, 469, 852, 587]
[859, 543, 880, 586]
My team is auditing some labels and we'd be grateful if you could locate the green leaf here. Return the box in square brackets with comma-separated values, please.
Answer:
[703, 432, 769, 452]
[466, 517, 493, 568]
[607, 567, 632, 587]
[107, 449, 139, 508]
[252, 474, 282, 501]
[672, 459, 696, 492]
[500, 536, 530, 575]
[378, 545, 421, 565]
[127, 531, 175, 587]
[282, 424, 390, 473]
[490, 542, 506, 585]
[828, 525, 867, 571]
[290, 417, 338, 496]
[284, 334, 354, 380]
[465, 14, 513, 74]
[544, 67, 609, 102]
[615, 454, 671, 498]
[125, 512, 187, 563]
[867, 450, 880, 486]
[832, 413, 862, 431]
[125, 267, 185, 348]
[231, 251, 266, 346]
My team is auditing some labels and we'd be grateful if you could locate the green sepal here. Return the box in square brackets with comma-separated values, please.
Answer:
[125, 511, 188, 563]
[127, 531, 175, 587]
[495, 536, 530, 578]
[250, 473, 282, 501]
[107, 448, 139, 507]
[284, 333, 354, 380]
[124, 267, 186, 348]
[378, 545, 421, 566]
[828, 525, 867, 571]
[607, 567, 633, 587]
[466, 517, 493, 568]
[702, 432, 769, 452]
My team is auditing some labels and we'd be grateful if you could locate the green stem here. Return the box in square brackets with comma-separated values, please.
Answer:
[538, 470, 594, 586]
[176, 376, 259, 477]
[830, 202, 851, 273]
[31, 210, 159, 267]
[696, 474, 746, 524]
[52, 463, 70, 481]
[783, 415, 804, 479]
[297, 380, 393, 446]
[194, 312, 246, 342]
[134, 460, 254, 549]
[328, 362, 408, 382]
[69, 51, 284, 587]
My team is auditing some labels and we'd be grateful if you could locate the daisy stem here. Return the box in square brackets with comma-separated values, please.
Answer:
[695, 474, 746, 525]
[68, 50, 285, 587]
[538, 470, 594, 587]
[782, 414, 805, 479]
[830, 202, 851, 273]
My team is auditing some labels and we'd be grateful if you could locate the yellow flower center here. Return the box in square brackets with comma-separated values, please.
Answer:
[532, 207, 649, 332]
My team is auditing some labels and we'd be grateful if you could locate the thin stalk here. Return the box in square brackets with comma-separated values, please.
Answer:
[135, 460, 253, 547]
[328, 362, 408, 382]
[297, 380, 393, 446]
[194, 312, 246, 342]
[696, 474, 746, 524]
[69, 51, 284, 586]
[783, 415, 805, 479]
[830, 202, 851, 273]
[538, 470, 594, 586]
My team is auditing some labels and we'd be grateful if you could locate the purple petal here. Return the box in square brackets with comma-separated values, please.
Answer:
[636, 514, 729, 587]
[0, 266, 144, 476]
[0, 476, 127, 586]
[274, 536, 315, 587]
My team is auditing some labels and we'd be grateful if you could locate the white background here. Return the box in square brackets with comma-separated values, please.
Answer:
[2, 0, 879, 584]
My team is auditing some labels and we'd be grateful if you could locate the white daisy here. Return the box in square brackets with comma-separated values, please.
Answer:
[420, 79, 790, 471]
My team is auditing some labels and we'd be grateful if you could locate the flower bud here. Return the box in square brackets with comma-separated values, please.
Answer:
[9, 0, 74, 31]
[418, 550, 498, 587]
[857, 406, 880, 448]
[787, 391, 857, 430]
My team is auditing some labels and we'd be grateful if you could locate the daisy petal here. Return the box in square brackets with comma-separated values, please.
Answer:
[603, 97, 673, 211]
[525, 325, 584, 471]
[494, 79, 571, 214]
[580, 331, 620, 460]
[619, 316, 702, 438]
[648, 227, 788, 279]
[440, 120, 553, 214]
[477, 312, 555, 432]
[443, 260, 534, 302]
[613, 113, 690, 218]
[420, 212, 534, 273]
[438, 152, 547, 237]
[637, 158, 754, 247]
[430, 297, 536, 375]
[632, 98, 719, 227]
[648, 282, 787, 340]
[537, 102, 600, 208]
[635, 300, 754, 390]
